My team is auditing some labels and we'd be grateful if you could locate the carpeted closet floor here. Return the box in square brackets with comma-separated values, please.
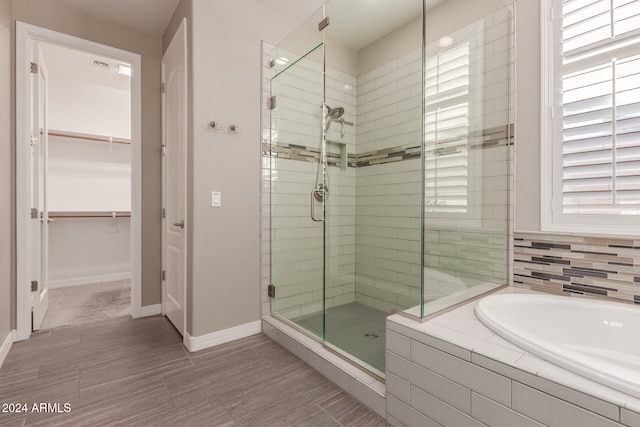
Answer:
[41, 280, 130, 330]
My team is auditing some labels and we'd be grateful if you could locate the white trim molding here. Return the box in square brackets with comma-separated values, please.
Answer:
[540, 0, 640, 236]
[139, 304, 162, 317]
[183, 321, 262, 352]
[48, 273, 131, 289]
[15, 22, 143, 339]
[0, 330, 15, 369]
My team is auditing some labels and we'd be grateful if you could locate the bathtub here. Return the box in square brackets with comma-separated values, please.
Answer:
[476, 293, 640, 398]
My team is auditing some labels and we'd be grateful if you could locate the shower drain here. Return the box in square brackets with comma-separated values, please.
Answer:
[364, 332, 379, 339]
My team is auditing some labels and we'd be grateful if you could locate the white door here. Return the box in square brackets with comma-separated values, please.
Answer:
[30, 43, 50, 330]
[162, 19, 188, 335]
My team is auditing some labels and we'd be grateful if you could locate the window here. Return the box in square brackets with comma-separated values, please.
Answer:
[424, 41, 472, 214]
[542, 0, 640, 234]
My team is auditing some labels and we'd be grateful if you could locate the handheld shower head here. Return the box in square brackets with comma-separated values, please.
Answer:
[324, 105, 345, 133]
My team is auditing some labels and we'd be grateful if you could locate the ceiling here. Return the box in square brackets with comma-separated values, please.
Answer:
[49, 0, 447, 52]
[257, 0, 445, 51]
[40, 42, 131, 91]
[55, 0, 181, 36]
[52, 0, 324, 38]
[326, 0, 424, 50]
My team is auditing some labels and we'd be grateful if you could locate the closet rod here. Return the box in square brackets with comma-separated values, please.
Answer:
[48, 213, 131, 219]
[46, 130, 131, 145]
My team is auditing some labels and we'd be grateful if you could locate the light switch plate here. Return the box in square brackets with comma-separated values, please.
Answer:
[212, 191, 221, 207]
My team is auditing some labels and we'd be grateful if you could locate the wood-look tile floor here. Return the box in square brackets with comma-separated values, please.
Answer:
[0, 315, 390, 427]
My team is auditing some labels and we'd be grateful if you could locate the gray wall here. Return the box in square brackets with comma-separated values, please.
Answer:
[11, 0, 164, 309]
[164, 0, 326, 338]
[0, 0, 13, 342]
[511, 0, 541, 231]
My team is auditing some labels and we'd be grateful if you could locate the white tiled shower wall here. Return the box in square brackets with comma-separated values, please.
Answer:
[355, 6, 514, 312]
[261, 5, 514, 318]
[354, 46, 423, 313]
[261, 44, 358, 319]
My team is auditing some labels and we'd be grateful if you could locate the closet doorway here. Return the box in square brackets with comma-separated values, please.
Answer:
[16, 23, 143, 339]
[41, 42, 132, 329]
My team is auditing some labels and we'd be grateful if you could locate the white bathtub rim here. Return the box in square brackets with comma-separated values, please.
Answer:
[476, 293, 640, 399]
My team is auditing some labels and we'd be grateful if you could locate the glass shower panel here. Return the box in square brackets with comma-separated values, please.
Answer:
[269, 36, 326, 337]
[321, 0, 424, 378]
[418, 3, 514, 318]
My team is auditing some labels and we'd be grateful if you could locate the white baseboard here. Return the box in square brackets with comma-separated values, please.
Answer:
[0, 330, 15, 369]
[139, 304, 161, 317]
[184, 320, 262, 352]
[48, 272, 131, 289]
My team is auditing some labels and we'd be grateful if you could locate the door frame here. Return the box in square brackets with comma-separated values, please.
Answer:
[161, 17, 188, 336]
[15, 22, 143, 340]
[30, 43, 50, 331]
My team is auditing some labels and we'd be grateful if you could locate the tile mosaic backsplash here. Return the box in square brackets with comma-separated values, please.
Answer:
[513, 232, 640, 304]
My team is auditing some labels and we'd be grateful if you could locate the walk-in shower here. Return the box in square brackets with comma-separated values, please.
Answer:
[264, 0, 514, 378]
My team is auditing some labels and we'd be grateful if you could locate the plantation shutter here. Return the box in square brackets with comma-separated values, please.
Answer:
[424, 42, 471, 213]
[560, 0, 640, 215]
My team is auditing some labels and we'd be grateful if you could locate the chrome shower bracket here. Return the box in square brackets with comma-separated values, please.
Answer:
[310, 184, 327, 222]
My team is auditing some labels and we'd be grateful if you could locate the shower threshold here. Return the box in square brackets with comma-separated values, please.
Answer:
[262, 314, 387, 418]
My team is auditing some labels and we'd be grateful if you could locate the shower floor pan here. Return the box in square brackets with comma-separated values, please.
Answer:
[293, 302, 388, 376]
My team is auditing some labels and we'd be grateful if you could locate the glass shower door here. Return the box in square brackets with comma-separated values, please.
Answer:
[269, 36, 326, 339]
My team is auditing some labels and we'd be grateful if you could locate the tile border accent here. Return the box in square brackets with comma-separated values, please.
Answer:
[263, 124, 514, 168]
[513, 232, 640, 304]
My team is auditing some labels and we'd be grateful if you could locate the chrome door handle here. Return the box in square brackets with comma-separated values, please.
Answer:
[173, 220, 185, 228]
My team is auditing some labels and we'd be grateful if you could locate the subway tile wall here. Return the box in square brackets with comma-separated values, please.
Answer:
[262, 43, 358, 320]
[261, 4, 515, 320]
[354, 46, 424, 313]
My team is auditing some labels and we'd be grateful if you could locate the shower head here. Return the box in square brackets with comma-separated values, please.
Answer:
[324, 105, 345, 133]
[327, 105, 344, 120]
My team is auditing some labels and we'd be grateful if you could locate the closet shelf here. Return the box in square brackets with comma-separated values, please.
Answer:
[46, 129, 131, 145]
[48, 211, 131, 219]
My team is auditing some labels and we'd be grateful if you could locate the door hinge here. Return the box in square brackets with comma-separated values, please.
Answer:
[161, 82, 166, 93]
[30, 62, 38, 74]
[162, 208, 166, 219]
[162, 270, 166, 281]
[30, 208, 38, 219]
[269, 95, 276, 110]
[161, 144, 167, 156]
[268, 284, 276, 298]
[318, 17, 329, 31]
[31, 281, 38, 292]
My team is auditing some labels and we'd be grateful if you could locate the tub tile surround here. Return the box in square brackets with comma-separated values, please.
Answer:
[386, 286, 640, 427]
[513, 232, 640, 305]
